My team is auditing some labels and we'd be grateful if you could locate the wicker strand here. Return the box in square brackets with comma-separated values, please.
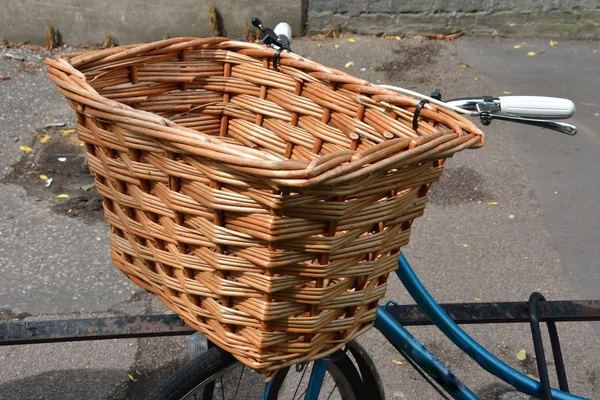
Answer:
[45, 38, 484, 375]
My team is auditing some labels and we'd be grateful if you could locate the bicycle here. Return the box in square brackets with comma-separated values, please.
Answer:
[141, 19, 590, 400]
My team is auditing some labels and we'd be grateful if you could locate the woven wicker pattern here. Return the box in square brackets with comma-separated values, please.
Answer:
[46, 37, 484, 374]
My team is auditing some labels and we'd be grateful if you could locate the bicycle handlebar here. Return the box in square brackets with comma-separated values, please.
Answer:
[446, 96, 576, 119]
[264, 18, 577, 135]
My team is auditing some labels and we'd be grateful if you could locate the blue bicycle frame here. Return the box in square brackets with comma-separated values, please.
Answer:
[289, 253, 587, 400]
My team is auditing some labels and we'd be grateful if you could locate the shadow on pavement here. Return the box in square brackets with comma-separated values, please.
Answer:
[0, 360, 181, 400]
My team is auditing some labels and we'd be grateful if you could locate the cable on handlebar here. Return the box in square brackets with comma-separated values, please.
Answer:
[273, 47, 286, 71]
[412, 99, 429, 131]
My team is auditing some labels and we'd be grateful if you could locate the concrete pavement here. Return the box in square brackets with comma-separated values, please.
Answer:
[0, 36, 599, 399]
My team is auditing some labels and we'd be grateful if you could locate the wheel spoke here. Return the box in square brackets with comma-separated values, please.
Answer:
[326, 382, 337, 400]
[233, 365, 245, 399]
[292, 365, 308, 400]
[297, 388, 307, 400]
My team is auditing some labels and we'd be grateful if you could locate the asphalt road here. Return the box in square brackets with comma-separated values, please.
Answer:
[0, 36, 598, 399]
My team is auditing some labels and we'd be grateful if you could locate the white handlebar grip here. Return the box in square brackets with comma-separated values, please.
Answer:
[499, 96, 576, 119]
[274, 23, 292, 44]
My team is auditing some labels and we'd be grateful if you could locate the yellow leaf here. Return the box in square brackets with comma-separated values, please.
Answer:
[394, 36, 401, 40]
[40, 174, 48, 180]
[19, 146, 33, 153]
[474, 77, 478, 81]
[96, 237, 102, 241]
[462, 244, 469, 248]
[549, 40, 559, 47]
[503, 91, 513, 95]
[513, 45, 522, 49]
[508, 214, 515, 219]
[128, 373, 138, 383]
[594, 49, 598, 53]
[459, 63, 468, 69]
[317, 43, 322, 47]
[473, 187, 478, 191]
[477, 200, 482, 204]
[474, 297, 482, 302]
[62, 129, 75, 136]
[527, 51, 536, 56]
[344, 61, 355, 68]
[594, 113, 599, 116]
[334, 44, 339, 48]
[392, 360, 404, 366]
[487, 201, 498, 206]
[40, 134, 52, 143]
[516, 349, 527, 361]
[347, 38, 356, 43]
[55, 194, 69, 199]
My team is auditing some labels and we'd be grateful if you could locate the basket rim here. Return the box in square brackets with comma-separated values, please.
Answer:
[45, 37, 485, 188]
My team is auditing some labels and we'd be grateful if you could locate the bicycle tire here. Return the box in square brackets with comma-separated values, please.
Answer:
[146, 345, 371, 400]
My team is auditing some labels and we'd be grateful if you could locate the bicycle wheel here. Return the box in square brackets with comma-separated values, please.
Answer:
[146, 345, 370, 400]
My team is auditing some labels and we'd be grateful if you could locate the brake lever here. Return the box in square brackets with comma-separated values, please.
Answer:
[475, 103, 577, 136]
[479, 112, 577, 135]
[252, 18, 282, 47]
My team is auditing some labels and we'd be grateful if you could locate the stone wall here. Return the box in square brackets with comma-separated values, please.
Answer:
[307, 0, 600, 38]
[0, 0, 306, 46]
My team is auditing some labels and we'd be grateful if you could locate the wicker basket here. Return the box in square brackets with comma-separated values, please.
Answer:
[46, 37, 484, 374]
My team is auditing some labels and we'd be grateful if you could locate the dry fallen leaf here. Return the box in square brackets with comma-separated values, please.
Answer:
[474, 77, 478, 81]
[19, 145, 33, 153]
[39, 174, 48, 180]
[344, 61, 355, 68]
[459, 63, 468, 69]
[474, 297, 482, 302]
[392, 360, 404, 366]
[477, 200, 482, 204]
[81, 182, 95, 191]
[462, 244, 469, 248]
[594, 113, 599, 116]
[0, 75, 9, 81]
[40, 134, 52, 144]
[427, 32, 462, 41]
[487, 201, 498, 206]
[513, 45, 522, 49]
[508, 214, 515, 219]
[516, 349, 527, 361]
[527, 51, 536, 56]
[55, 194, 69, 199]
[128, 373, 138, 383]
[96, 237, 102, 241]
[394, 36, 401, 40]
[443, 32, 462, 40]
[20, 61, 36, 69]
[503, 91, 513, 95]
[549, 40, 559, 47]
[62, 129, 76, 136]
[334, 44, 339, 49]
[347, 38, 356, 43]
[317, 43, 322, 47]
